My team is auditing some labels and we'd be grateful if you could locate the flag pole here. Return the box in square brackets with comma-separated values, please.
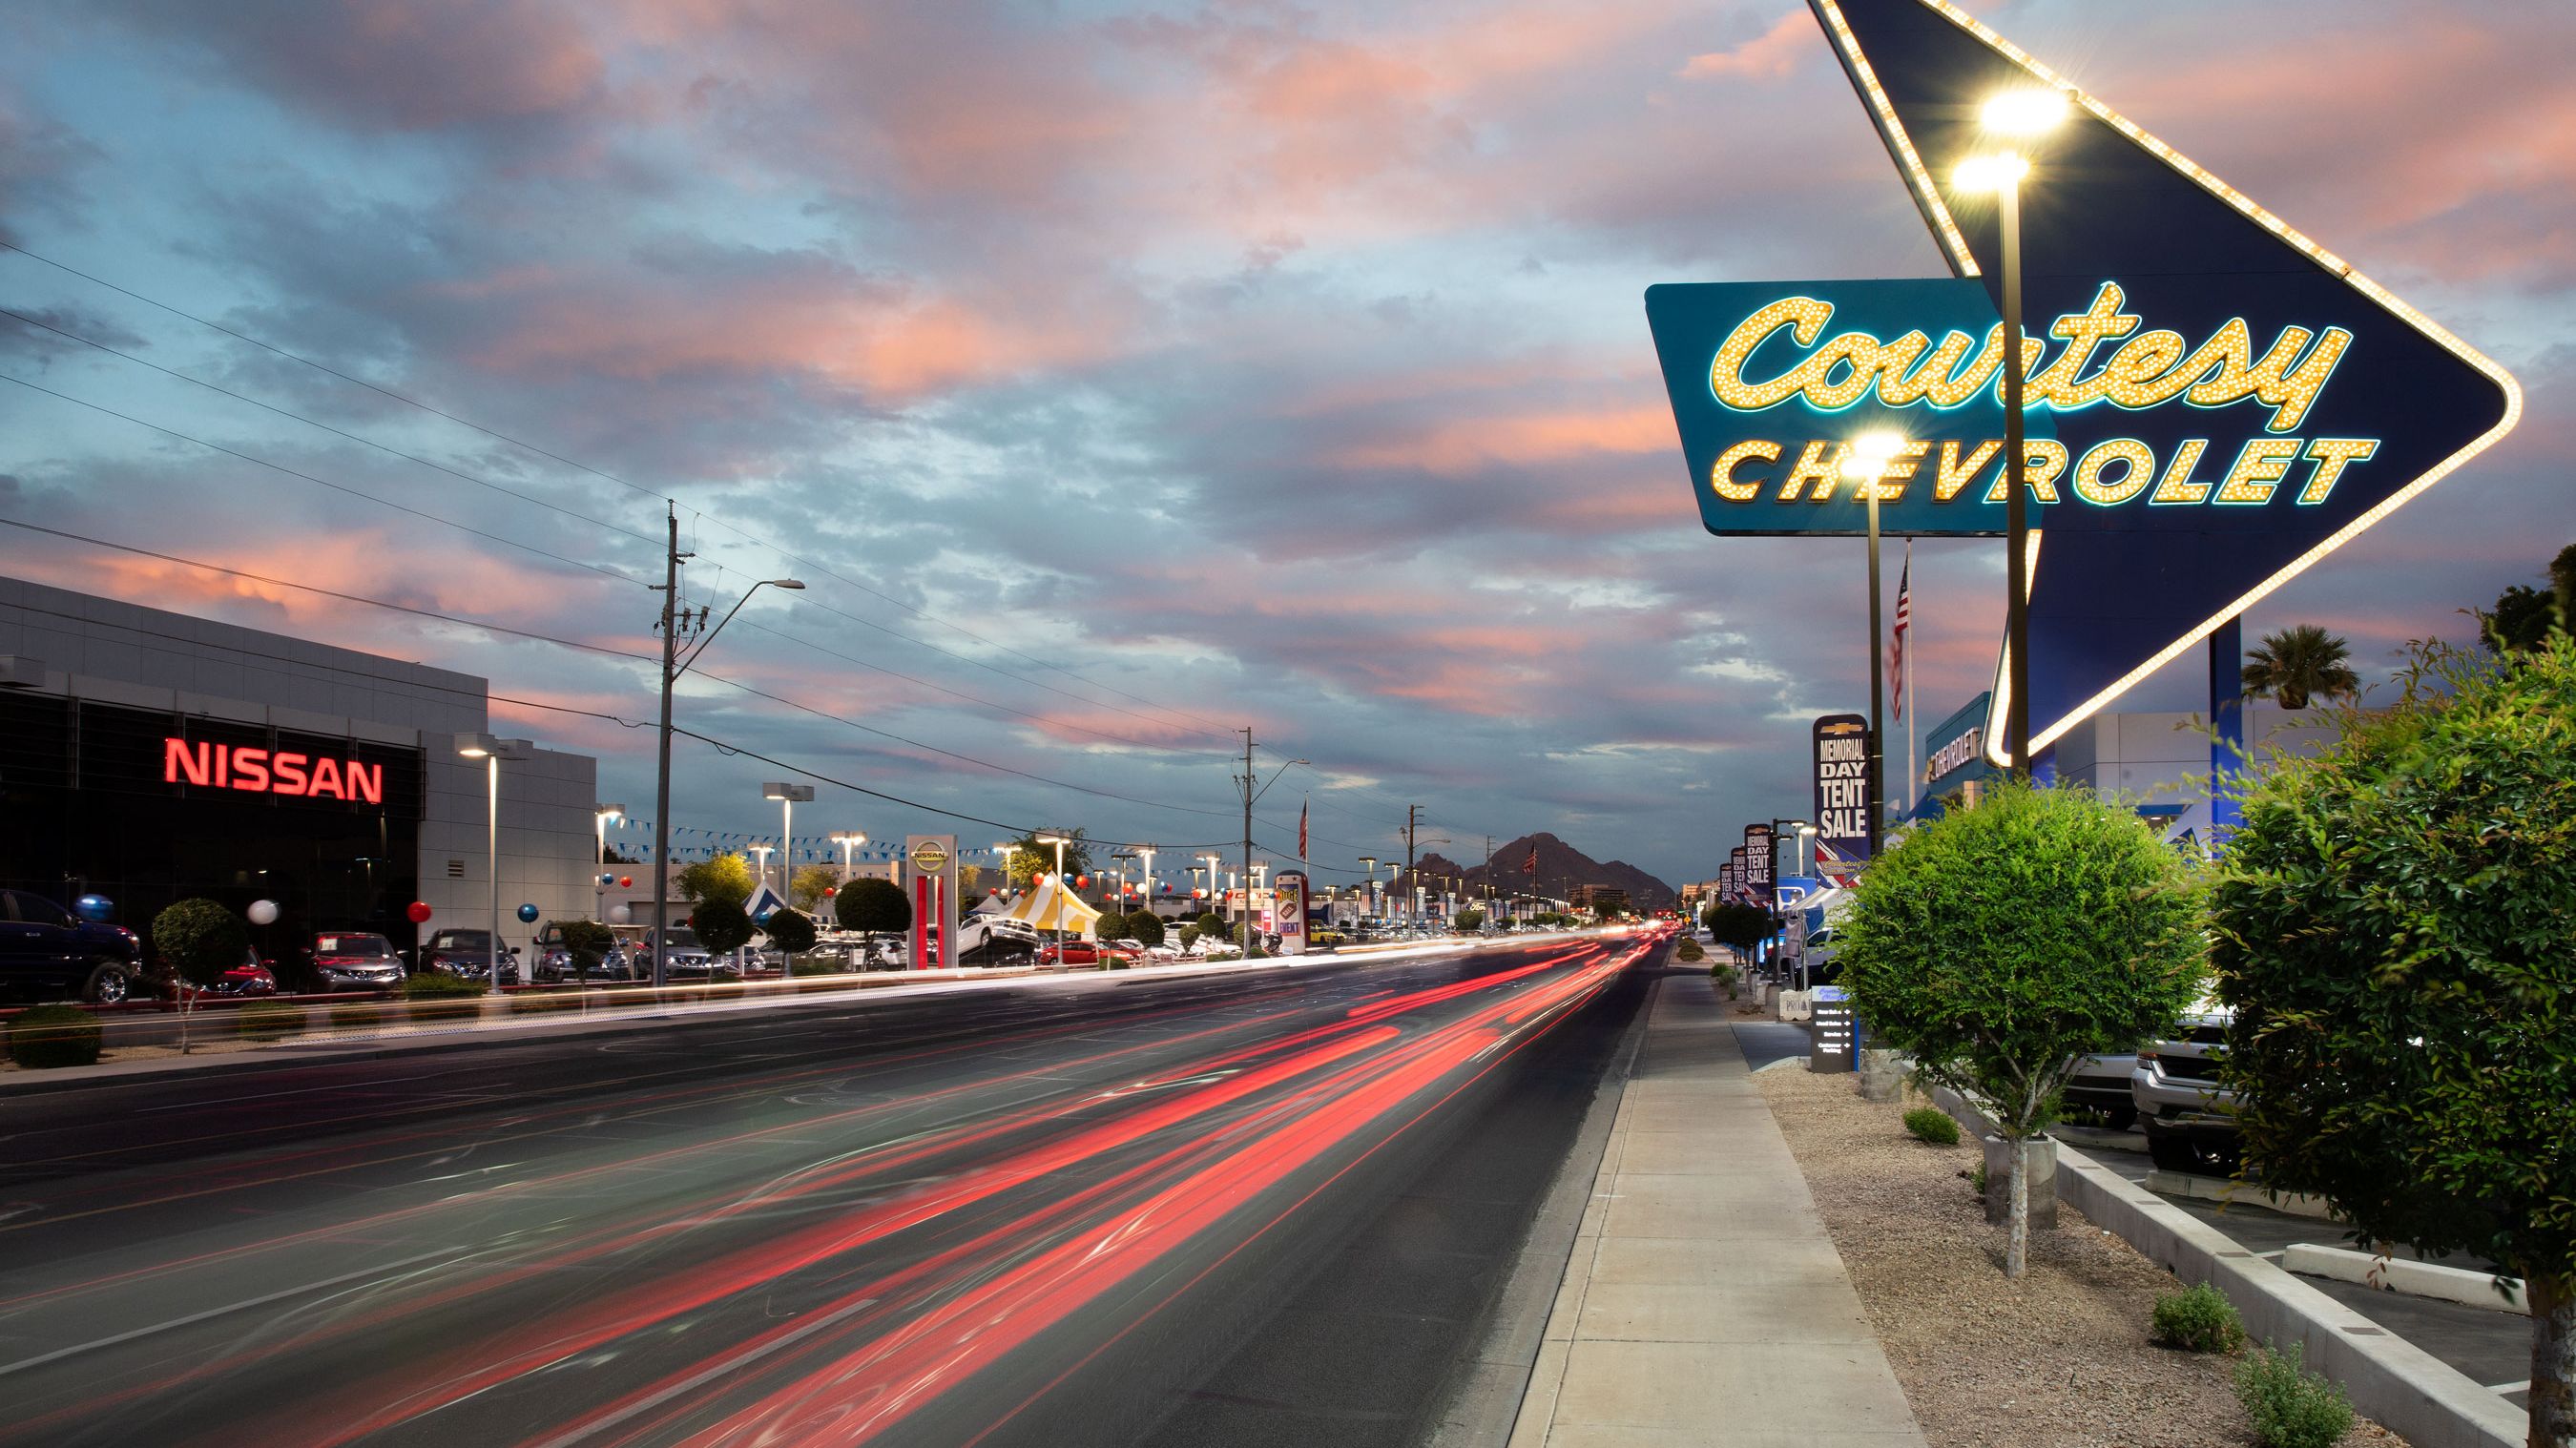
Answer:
[1902, 538, 1917, 824]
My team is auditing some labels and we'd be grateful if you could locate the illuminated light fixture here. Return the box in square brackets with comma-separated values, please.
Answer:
[1950, 152, 2028, 194]
[1839, 428, 1908, 480]
[1809, 0, 2523, 761]
[1979, 89, 2067, 136]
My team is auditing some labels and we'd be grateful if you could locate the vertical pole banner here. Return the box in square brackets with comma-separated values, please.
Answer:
[1275, 871, 1309, 956]
[1742, 825, 1776, 906]
[905, 836, 958, 970]
[1812, 714, 1873, 862]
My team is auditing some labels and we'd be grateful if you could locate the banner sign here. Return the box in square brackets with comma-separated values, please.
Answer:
[1811, 714, 1873, 861]
[1742, 824, 1776, 905]
[1649, 0, 2521, 761]
[1274, 871, 1309, 956]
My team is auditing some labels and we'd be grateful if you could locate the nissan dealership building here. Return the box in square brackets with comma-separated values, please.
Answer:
[0, 574, 600, 955]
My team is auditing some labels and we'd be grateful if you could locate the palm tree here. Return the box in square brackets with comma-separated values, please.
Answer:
[2241, 624, 2358, 710]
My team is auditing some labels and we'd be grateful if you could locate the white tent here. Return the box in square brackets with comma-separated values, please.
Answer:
[1004, 876, 1105, 939]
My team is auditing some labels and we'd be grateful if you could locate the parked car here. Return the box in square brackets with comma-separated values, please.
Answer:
[417, 929, 524, 984]
[308, 931, 406, 993]
[2065, 1053, 2141, 1129]
[1037, 940, 1102, 967]
[139, 944, 280, 1001]
[528, 922, 632, 983]
[625, 925, 725, 981]
[2132, 1006, 2237, 1172]
[0, 888, 142, 1003]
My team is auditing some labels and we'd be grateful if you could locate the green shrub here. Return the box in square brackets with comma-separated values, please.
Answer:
[834, 878, 911, 934]
[402, 972, 485, 1021]
[1967, 1162, 1987, 1195]
[2151, 1282, 2246, 1354]
[1126, 911, 1166, 948]
[2234, 1342, 2353, 1448]
[327, 1001, 384, 1034]
[1902, 1106, 1962, 1147]
[689, 900, 754, 956]
[1178, 927, 1199, 951]
[153, 898, 249, 991]
[1195, 912, 1225, 939]
[1674, 939, 1706, 962]
[761, 908, 818, 955]
[1709, 962, 1738, 990]
[236, 1000, 305, 1041]
[8, 1003, 102, 1068]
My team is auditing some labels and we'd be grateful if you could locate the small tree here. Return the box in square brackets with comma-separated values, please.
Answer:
[549, 919, 615, 979]
[676, 853, 757, 909]
[2240, 624, 2358, 709]
[1126, 911, 1167, 948]
[2212, 636, 2576, 1447]
[1704, 902, 1776, 961]
[762, 907, 819, 955]
[153, 899, 249, 1054]
[834, 877, 911, 935]
[1454, 908, 1485, 933]
[1195, 911, 1225, 939]
[788, 865, 840, 913]
[1837, 781, 2205, 1277]
[1002, 831, 1090, 889]
[690, 900, 754, 957]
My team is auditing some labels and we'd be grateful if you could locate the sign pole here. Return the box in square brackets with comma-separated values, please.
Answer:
[1903, 538, 1917, 826]
[1866, 483, 1885, 858]
[2000, 175, 2032, 775]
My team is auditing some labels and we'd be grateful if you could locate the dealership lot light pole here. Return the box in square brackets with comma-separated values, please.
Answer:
[457, 733, 535, 998]
[594, 803, 624, 923]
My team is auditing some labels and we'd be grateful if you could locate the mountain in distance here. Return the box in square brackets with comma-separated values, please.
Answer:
[1392, 832, 1675, 912]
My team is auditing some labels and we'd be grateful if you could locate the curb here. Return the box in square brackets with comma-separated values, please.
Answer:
[0, 950, 1410, 1098]
[2144, 1168, 2338, 1221]
[2283, 1244, 2528, 1317]
[2055, 1146, 2524, 1448]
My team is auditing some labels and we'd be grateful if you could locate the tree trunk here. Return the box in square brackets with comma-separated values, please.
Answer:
[2005, 1130, 2028, 1278]
[178, 987, 194, 1056]
[2532, 1272, 2575, 1448]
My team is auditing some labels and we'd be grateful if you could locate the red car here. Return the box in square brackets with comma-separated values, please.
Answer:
[1036, 940, 1102, 966]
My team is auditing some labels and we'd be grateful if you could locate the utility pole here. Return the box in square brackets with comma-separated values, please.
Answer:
[649, 503, 693, 990]
[1238, 729, 1256, 958]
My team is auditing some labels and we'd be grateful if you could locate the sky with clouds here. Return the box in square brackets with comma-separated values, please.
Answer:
[1, 0, 2568, 891]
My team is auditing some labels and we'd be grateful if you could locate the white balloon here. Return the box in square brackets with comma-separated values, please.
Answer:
[609, 903, 634, 924]
[247, 900, 280, 925]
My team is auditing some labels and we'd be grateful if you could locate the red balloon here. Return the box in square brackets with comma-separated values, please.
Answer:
[1075, 875, 1090, 889]
[824, 885, 838, 898]
[618, 875, 634, 888]
[405, 900, 433, 924]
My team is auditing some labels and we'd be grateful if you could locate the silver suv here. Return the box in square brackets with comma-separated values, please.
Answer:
[2131, 1006, 2236, 1173]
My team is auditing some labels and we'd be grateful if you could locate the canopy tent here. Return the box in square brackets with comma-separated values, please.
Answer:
[1004, 876, 1104, 939]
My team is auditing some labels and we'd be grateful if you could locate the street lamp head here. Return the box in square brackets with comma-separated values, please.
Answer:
[1036, 834, 1070, 846]
[597, 803, 626, 821]
[1952, 151, 2030, 194]
[455, 732, 497, 759]
[768, 578, 806, 590]
[1980, 89, 2068, 137]
[1840, 429, 1908, 481]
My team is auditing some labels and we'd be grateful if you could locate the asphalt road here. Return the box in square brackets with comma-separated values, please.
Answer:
[0, 931, 1663, 1447]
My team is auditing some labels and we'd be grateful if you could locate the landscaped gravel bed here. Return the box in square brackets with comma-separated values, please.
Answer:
[1756, 1064, 2402, 1447]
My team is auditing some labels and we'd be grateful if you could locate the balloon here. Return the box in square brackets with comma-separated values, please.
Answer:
[618, 876, 634, 888]
[405, 900, 433, 924]
[74, 894, 114, 922]
[247, 900, 280, 925]
[517, 902, 540, 923]
[609, 903, 634, 924]
[1075, 875, 1090, 889]
[824, 885, 838, 898]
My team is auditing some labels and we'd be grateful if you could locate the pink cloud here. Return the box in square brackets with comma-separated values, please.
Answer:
[1678, 10, 1811, 82]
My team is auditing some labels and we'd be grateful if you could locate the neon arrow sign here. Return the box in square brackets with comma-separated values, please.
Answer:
[1645, 0, 2520, 760]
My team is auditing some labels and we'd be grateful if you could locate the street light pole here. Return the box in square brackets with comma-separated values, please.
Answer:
[648, 564, 804, 985]
[458, 734, 532, 997]
[594, 803, 623, 924]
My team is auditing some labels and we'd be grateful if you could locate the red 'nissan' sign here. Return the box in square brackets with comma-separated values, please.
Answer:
[163, 737, 384, 803]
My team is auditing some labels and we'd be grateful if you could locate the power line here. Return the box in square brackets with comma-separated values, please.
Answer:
[0, 372, 644, 590]
[0, 306, 663, 548]
[0, 514, 1246, 830]
[0, 238, 1237, 740]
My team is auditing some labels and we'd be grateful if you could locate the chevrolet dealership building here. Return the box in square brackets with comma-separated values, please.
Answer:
[0, 575, 600, 953]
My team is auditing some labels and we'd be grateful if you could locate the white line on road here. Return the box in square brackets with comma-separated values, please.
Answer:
[0, 1246, 465, 1378]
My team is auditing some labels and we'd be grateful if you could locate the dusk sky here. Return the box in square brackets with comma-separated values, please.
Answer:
[3, 0, 2569, 891]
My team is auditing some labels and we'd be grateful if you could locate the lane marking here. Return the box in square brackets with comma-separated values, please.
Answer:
[0, 1246, 463, 1379]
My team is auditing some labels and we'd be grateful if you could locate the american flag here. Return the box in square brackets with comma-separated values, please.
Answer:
[1887, 550, 1911, 719]
[1523, 844, 1539, 875]
[1298, 803, 1308, 860]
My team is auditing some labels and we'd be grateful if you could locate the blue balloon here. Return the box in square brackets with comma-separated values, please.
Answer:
[517, 902, 540, 923]
[74, 894, 114, 922]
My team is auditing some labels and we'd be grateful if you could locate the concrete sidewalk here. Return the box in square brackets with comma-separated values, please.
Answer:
[1509, 970, 1925, 1447]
